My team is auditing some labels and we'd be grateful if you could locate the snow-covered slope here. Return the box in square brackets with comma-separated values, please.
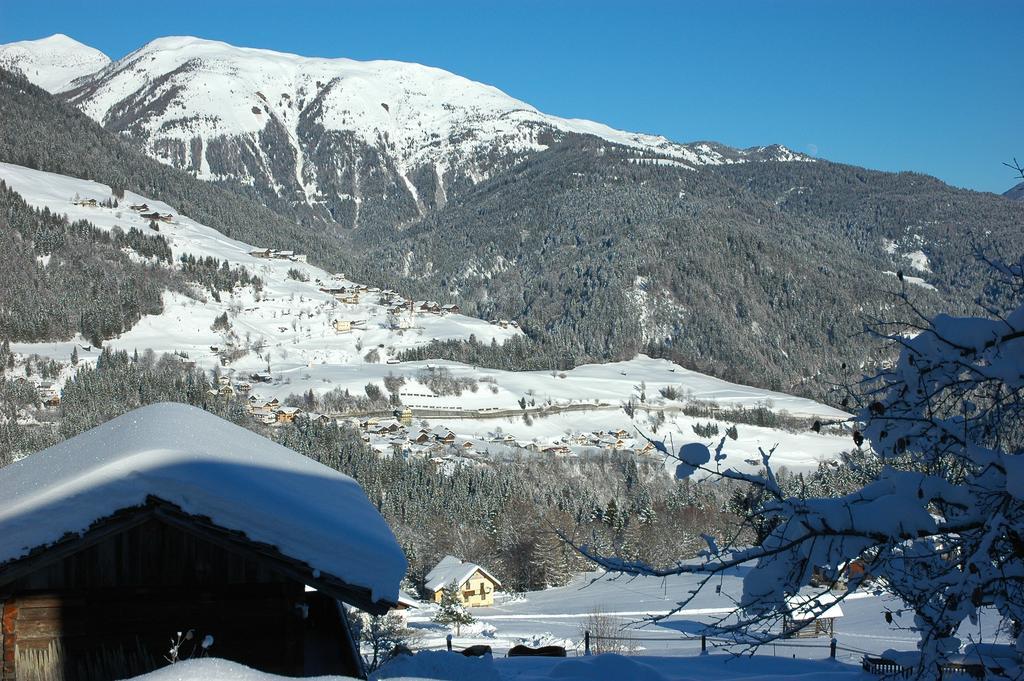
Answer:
[0, 33, 109, 92]
[1, 34, 806, 228]
[1, 161, 849, 473]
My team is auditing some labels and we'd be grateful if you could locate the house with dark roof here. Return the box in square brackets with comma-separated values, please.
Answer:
[0, 403, 406, 680]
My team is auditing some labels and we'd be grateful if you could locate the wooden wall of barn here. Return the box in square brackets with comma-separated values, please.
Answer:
[0, 518, 355, 681]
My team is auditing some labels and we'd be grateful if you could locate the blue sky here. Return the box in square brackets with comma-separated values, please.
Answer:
[1, 0, 1021, 193]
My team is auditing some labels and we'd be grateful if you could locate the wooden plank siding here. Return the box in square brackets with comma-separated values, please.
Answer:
[0, 515, 358, 680]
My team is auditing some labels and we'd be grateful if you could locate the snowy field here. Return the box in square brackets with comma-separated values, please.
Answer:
[401, 569, 1006, 664]
[2, 161, 850, 473]
[127, 653, 869, 681]
[125, 556, 1015, 680]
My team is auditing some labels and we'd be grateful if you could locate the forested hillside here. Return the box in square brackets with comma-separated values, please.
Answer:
[0, 68, 352, 270]
[347, 141, 1024, 396]
[0, 180, 172, 343]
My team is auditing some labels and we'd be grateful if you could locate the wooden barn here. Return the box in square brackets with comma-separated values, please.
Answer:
[0, 403, 407, 681]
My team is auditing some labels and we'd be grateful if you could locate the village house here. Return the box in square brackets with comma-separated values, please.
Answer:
[275, 406, 302, 424]
[140, 211, 173, 222]
[425, 556, 501, 608]
[440, 304, 461, 315]
[0, 404, 406, 680]
[249, 248, 273, 259]
[129, 203, 149, 212]
[332, 319, 352, 334]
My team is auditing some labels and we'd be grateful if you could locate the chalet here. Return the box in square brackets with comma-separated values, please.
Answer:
[74, 198, 98, 207]
[425, 556, 501, 608]
[435, 430, 456, 445]
[129, 203, 149, 212]
[336, 292, 360, 305]
[461, 441, 475, 450]
[333, 319, 353, 334]
[275, 406, 302, 424]
[140, 212, 173, 223]
[35, 381, 60, 407]
[272, 250, 295, 259]
[412, 432, 431, 445]
[440, 304, 461, 315]
[0, 404, 405, 680]
[300, 412, 332, 426]
[250, 372, 274, 384]
[249, 248, 273, 259]
[414, 301, 440, 315]
[218, 385, 236, 397]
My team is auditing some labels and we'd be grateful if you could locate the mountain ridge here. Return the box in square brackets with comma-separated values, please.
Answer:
[1, 34, 807, 229]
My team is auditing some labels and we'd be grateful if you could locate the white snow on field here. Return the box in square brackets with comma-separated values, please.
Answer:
[395, 569, 1012, 673]
[2, 161, 850, 474]
[904, 250, 931, 273]
[126, 653, 867, 681]
[883, 270, 937, 291]
[0, 403, 406, 605]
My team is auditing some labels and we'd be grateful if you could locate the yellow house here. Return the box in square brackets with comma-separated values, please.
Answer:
[333, 319, 352, 334]
[425, 556, 501, 608]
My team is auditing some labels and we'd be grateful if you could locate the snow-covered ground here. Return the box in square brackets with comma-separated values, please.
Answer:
[125, 561, 1016, 679]
[2, 161, 850, 473]
[127, 653, 869, 681]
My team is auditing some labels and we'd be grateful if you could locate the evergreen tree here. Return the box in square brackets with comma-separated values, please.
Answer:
[432, 581, 475, 635]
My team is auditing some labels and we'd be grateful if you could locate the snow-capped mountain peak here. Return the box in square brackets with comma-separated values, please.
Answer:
[0, 33, 110, 93]
[1, 34, 807, 228]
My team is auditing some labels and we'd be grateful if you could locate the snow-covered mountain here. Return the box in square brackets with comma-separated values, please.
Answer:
[2, 34, 805, 228]
[0, 34, 109, 93]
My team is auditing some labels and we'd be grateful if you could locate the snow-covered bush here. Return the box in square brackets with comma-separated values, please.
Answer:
[581, 257, 1024, 678]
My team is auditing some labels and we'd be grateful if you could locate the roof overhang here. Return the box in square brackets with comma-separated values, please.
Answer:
[0, 496, 397, 615]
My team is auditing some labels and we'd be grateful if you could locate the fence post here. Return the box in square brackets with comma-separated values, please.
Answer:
[700, 634, 707, 655]
[830, 638, 837, 660]
[584, 631, 591, 656]
[446, 634, 453, 652]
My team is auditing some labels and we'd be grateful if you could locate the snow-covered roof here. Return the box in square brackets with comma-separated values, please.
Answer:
[0, 403, 406, 608]
[785, 593, 845, 621]
[425, 555, 501, 593]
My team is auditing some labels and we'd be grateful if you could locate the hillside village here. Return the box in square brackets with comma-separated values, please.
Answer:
[1, 161, 851, 476]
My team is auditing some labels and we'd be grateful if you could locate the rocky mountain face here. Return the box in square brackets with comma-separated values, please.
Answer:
[4, 35, 806, 230]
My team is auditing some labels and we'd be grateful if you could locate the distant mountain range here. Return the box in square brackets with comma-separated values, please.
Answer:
[1, 34, 1021, 399]
[0, 34, 806, 230]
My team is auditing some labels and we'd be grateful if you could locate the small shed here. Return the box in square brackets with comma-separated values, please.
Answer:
[0, 403, 406, 680]
[783, 593, 844, 638]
